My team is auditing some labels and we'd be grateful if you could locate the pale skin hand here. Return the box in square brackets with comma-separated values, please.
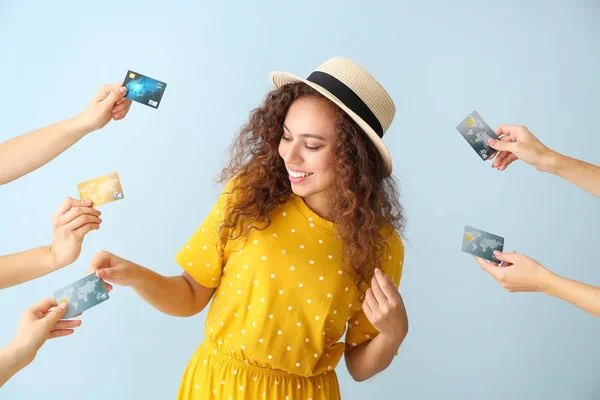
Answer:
[0, 197, 102, 289]
[488, 124, 600, 198]
[488, 124, 553, 172]
[475, 251, 600, 318]
[474, 251, 552, 292]
[50, 197, 102, 268]
[0, 83, 132, 185]
[0, 298, 81, 387]
[345, 268, 408, 381]
[85, 251, 215, 317]
[77, 83, 133, 131]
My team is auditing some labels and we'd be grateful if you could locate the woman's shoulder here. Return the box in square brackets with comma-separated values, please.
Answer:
[381, 224, 403, 246]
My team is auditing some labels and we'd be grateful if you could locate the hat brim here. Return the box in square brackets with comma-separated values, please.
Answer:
[269, 71, 393, 176]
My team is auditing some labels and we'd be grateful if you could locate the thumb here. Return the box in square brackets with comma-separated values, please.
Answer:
[102, 87, 127, 107]
[96, 265, 127, 283]
[493, 250, 517, 264]
[42, 301, 68, 327]
[488, 138, 517, 153]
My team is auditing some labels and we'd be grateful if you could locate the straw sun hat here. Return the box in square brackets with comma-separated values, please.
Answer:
[269, 56, 396, 175]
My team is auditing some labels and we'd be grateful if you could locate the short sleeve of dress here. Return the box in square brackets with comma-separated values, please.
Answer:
[174, 180, 235, 288]
[344, 230, 405, 350]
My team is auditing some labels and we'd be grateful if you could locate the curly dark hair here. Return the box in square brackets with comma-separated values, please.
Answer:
[217, 82, 406, 296]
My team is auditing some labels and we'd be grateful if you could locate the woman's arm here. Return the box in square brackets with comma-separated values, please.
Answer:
[0, 197, 101, 289]
[0, 246, 58, 290]
[344, 331, 405, 382]
[1, 299, 80, 387]
[86, 251, 215, 317]
[0, 83, 131, 185]
[344, 268, 408, 381]
[477, 252, 600, 318]
[0, 117, 91, 185]
[544, 273, 600, 318]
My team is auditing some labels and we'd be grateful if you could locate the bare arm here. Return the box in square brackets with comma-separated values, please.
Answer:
[1, 298, 79, 387]
[344, 333, 404, 382]
[477, 252, 600, 318]
[0, 83, 131, 185]
[0, 246, 58, 290]
[489, 125, 600, 198]
[0, 197, 102, 290]
[0, 342, 27, 387]
[543, 272, 600, 318]
[130, 268, 215, 317]
[545, 152, 600, 199]
[0, 117, 91, 185]
[344, 268, 408, 381]
[87, 251, 215, 317]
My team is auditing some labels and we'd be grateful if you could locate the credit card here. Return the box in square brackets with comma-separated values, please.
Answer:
[123, 70, 167, 109]
[461, 225, 504, 263]
[456, 110, 500, 160]
[53, 274, 110, 319]
[77, 172, 124, 207]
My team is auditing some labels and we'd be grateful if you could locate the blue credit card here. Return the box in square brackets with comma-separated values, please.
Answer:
[123, 70, 167, 109]
[461, 225, 505, 263]
[456, 110, 500, 161]
[53, 274, 110, 319]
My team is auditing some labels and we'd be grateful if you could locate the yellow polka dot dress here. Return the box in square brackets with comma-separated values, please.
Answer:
[175, 181, 404, 399]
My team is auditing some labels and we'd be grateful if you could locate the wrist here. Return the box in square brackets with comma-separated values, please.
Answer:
[539, 269, 561, 296]
[5, 340, 34, 371]
[70, 114, 96, 136]
[540, 149, 564, 174]
[378, 329, 406, 349]
[130, 263, 148, 289]
[45, 245, 65, 272]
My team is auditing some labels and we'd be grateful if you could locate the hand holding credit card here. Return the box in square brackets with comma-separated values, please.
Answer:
[456, 111, 500, 160]
[461, 225, 505, 263]
[53, 274, 110, 319]
[123, 70, 167, 109]
[77, 172, 124, 207]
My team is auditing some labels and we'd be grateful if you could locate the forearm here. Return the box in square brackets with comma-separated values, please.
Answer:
[544, 151, 600, 199]
[345, 333, 405, 382]
[0, 116, 92, 185]
[542, 272, 600, 318]
[0, 342, 30, 388]
[131, 266, 203, 317]
[0, 246, 59, 289]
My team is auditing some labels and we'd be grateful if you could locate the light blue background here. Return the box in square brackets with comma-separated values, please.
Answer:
[1, 1, 599, 399]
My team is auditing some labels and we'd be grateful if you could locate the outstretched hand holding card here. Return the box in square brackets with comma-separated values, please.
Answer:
[53, 274, 110, 319]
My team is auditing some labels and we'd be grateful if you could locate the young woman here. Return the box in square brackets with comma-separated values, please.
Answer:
[88, 57, 409, 399]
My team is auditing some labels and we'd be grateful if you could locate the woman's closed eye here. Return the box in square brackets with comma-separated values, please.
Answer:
[281, 135, 322, 151]
[305, 143, 322, 151]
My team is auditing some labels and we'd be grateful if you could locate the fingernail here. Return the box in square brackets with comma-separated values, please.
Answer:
[84, 200, 92, 206]
[119, 87, 127, 94]
[96, 270, 103, 278]
[488, 138, 497, 145]
[493, 250, 500, 256]
[59, 301, 68, 310]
